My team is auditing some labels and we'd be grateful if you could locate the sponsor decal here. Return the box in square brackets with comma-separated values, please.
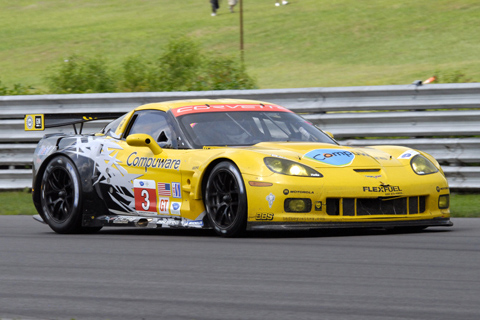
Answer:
[182, 220, 204, 227]
[172, 182, 181, 198]
[112, 216, 138, 224]
[304, 149, 355, 166]
[436, 186, 449, 192]
[292, 190, 314, 194]
[398, 150, 419, 159]
[284, 189, 314, 195]
[171, 104, 292, 116]
[170, 202, 181, 215]
[266, 193, 275, 208]
[284, 217, 326, 222]
[38, 145, 54, 156]
[112, 217, 129, 224]
[134, 179, 158, 214]
[158, 218, 180, 227]
[315, 201, 322, 211]
[351, 151, 371, 157]
[363, 186, 402, 193]
[127, 152, 181, 172]
[158, 197, 170, 214]
[350, 150, 389, 161]
[158, 182, 171, 197]
[365, 175, 382, 179]
[255, 213, 274, 221]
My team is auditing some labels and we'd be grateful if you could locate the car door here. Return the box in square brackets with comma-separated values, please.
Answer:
[113, 109, 184, 218]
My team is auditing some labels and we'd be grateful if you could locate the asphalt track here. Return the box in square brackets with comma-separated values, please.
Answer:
[0, 216, 479, 320]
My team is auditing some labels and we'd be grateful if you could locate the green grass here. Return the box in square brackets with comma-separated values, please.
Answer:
[0, 190, 36, 215]
[449, 193, 480, 217]
[1, 190, 478, 217]
[1, 0, 480, 90]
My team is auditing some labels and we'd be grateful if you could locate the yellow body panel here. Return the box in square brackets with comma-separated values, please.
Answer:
[105, 136, 449, 225]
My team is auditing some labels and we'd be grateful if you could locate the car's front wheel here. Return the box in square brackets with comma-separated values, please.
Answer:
[40, 155, 100, 234]
[204, 161, 247, 237]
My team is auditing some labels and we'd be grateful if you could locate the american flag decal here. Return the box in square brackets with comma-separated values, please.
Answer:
[158, 182, 171, 196]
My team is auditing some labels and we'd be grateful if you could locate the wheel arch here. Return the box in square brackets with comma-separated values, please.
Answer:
[33, 151, 107, 218]
[32, 152, 69, 212]
[201, 158, 248, 237]
[199, 157, 236, 199]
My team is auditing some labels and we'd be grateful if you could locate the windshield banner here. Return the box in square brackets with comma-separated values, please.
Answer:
[171, 104, 292, 116]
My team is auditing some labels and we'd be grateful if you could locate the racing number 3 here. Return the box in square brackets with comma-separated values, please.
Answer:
[141, 189, 150, 211]
[134, 180, 157, 214]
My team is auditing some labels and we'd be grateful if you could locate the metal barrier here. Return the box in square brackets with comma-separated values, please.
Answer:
[1, 83, 479, 190]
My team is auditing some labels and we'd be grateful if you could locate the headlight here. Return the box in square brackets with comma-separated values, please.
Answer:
[264, 157, 322, 177]
[410, 155, 439, 175]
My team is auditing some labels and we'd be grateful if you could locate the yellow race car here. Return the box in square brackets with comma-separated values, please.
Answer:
[27, 99, 452, 237]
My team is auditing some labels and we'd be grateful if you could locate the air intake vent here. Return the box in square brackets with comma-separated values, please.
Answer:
[353, 169, 380, 172]
[326, 196, 427, 216]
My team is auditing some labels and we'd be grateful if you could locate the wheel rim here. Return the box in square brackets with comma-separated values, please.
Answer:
[206, 169, 240, 228]
[43, 167, 75, 223]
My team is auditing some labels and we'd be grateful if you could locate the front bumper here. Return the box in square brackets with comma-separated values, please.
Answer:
[247, 217, 453, 231]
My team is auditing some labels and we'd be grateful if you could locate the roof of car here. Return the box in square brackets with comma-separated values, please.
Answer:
[135, 99, 275, 112]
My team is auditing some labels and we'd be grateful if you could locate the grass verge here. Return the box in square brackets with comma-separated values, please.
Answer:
[0, 190, 478, 217]
[1, 1, 480, 89]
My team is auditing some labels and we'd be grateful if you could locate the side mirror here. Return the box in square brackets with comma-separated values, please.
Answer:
[126, 134, 163, 155]
[323, 131, 334, 139]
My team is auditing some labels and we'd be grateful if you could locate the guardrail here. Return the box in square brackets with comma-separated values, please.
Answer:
[1, 83, 479, 190]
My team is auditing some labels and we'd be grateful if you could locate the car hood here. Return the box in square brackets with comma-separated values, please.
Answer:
[243, 142, 408, 168]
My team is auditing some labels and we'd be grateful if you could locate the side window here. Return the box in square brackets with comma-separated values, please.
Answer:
[104, 114, 127, 139]
[126, 110, 174, 148]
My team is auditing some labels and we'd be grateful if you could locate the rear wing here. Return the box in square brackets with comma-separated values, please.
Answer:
[25, 113, 124, 134]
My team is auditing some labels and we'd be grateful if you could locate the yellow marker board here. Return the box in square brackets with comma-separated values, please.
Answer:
[25, 114, 44, 131]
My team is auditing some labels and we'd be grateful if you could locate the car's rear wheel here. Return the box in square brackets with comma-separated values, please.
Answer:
[40, 155, 101, 234]
[204, 161, 247, 237]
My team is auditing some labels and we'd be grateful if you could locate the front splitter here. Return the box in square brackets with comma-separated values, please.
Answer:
[247, 218, 453, 231]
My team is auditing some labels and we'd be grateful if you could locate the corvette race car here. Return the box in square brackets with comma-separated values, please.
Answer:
[26, 99, 452, 237]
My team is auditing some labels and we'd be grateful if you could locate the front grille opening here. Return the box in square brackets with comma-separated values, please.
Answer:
[409, 197, 419, 214]
[326, 198, 340, 216]
[357, 197, 407, 215]
[409, 196, 426, 214]
[420, 196, 426, 212]
[326, 196, 427, 216]
[343, 198, 355, 216]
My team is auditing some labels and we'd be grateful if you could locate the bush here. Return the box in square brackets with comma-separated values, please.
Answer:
[433, 70, 473, 84]
[200, 55, 257, 90]
[46, 36, 257, 94]
[148, 36, 257, 91]
[119, 55, 151, 92]
[0, 80, 37, 95]
[151, 36, 204, 91]
[46, 55, 116, 93]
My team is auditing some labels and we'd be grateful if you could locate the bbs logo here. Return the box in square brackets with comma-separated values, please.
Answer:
[256, 213, 274, 221]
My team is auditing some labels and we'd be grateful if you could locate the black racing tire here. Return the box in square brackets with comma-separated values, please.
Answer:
[40, 155, 101, 234]
[204, 161, 247, 237]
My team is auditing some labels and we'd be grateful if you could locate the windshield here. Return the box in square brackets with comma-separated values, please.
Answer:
[176, 111, 336, 148]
